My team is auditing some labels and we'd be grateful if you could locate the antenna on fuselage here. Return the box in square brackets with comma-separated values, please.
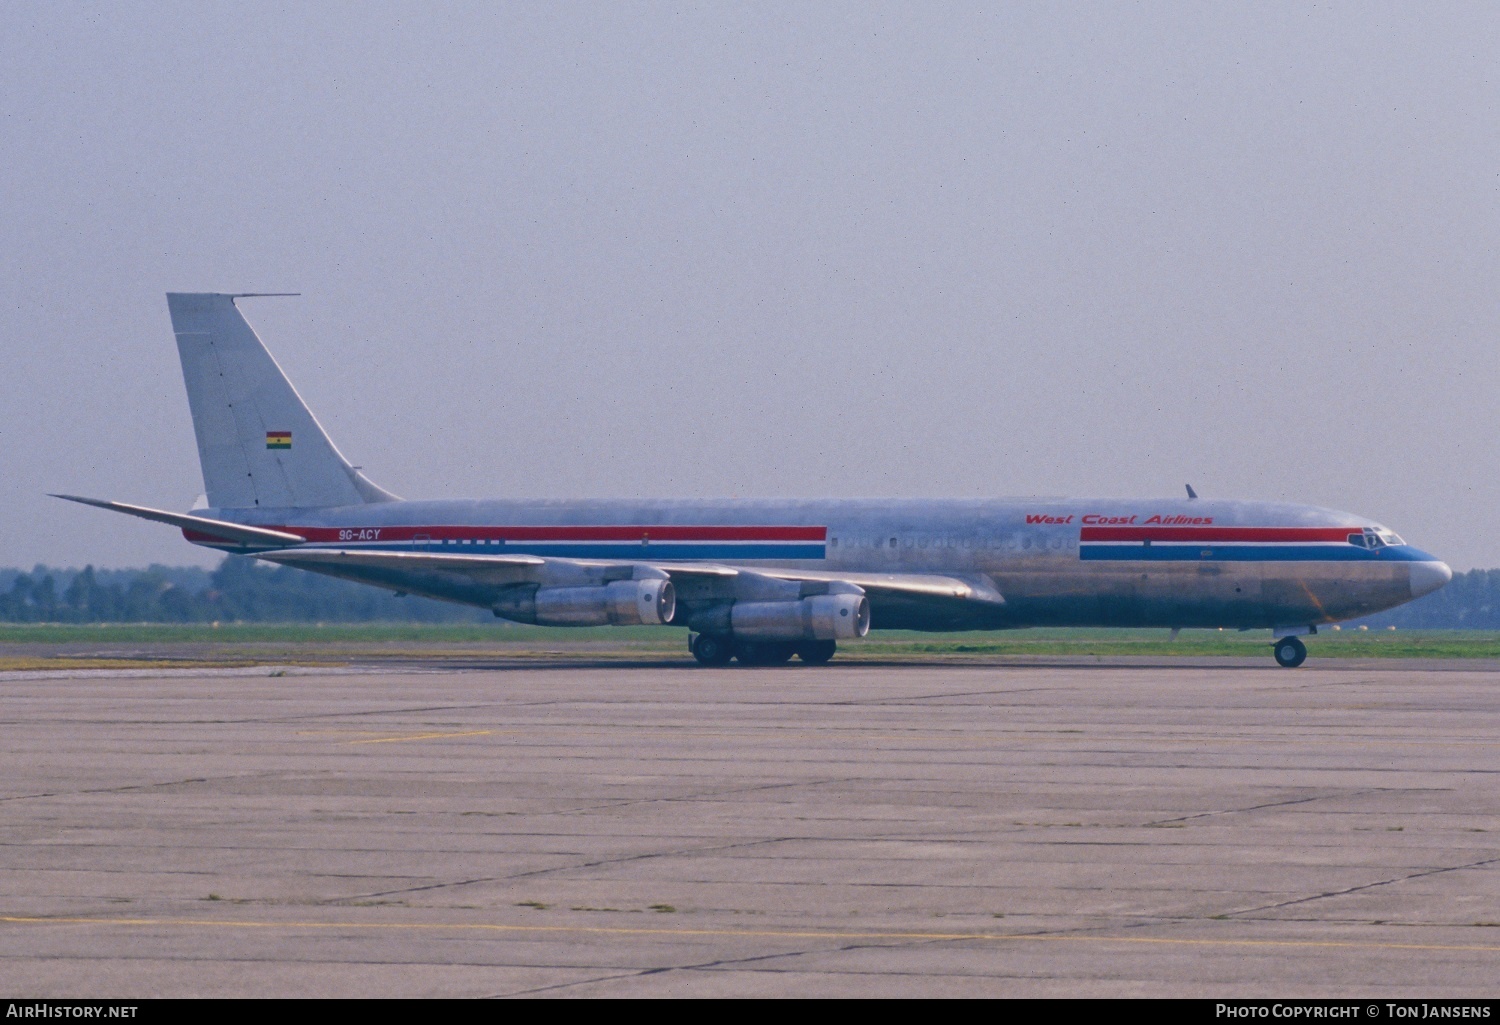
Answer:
[1185, 484, 1198, 499]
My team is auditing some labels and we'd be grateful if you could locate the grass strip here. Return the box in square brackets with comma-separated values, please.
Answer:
[4, 624, 1500, 663]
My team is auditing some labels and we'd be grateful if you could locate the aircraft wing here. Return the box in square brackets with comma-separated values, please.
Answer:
[51, 495, 309, 549]
[259, 548, 999, 601]
[258, 547, 546, 582]
[730, 566, 1006, 631]
[255, 547, 1003, 627]
[747, 567, 1004, 604]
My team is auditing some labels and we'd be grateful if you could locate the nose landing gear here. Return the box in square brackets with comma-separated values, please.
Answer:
[1273, 635, 1308, 668]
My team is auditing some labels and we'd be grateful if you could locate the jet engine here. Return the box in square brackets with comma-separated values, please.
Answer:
[493, 579, 675, 627]
[729, 593, 870, 640]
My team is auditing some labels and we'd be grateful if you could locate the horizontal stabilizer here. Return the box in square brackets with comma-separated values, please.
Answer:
[51, 494, 307, 548]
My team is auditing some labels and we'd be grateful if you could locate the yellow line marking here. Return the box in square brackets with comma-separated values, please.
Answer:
[344, 730, 494, 745]
[296, 730, 392, 737]
[2, 915, 1498, 954]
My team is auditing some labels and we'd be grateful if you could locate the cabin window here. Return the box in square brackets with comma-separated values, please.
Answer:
[889, 537, 897, 548]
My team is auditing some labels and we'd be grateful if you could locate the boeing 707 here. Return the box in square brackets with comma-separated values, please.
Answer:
[57, 293, 1452, 668]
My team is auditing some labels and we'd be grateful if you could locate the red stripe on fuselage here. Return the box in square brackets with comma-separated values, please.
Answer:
[237, 525, 827, 543]
[1080, 526, 1361, 543]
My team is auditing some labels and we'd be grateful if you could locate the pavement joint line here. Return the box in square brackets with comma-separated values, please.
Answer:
[5, 914, 1500, 954]
[494, 969, 669, 998]
[498, 946, 834, 997]
[0, 777, 212, 804]
[340, 836, 793, 900]
[830, 687, 1060, 704]
[343, 730, 495, 745]
[1147, 789, 1370, 826]
[1230, 855, 1500, 917]
[556, 778, 858, 817]
[502, 836, 791, 882]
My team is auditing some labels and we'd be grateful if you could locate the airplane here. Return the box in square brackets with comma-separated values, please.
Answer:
[56, 293, 1452, 669]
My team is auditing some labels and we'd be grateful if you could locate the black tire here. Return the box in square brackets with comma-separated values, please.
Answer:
[692, 633, 734, 666]
[796, 640, 837, 664]
[1273, 636, 1307, 668]
[735, 641, 795, 666]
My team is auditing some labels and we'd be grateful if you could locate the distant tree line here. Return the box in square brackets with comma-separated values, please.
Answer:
[0, 558, 1492, 628]
[0, 557, 488, 624]
[1347, 569, 1500, 630]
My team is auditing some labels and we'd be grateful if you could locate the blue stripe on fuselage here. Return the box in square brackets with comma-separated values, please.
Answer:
[1080, 544, 1435, 562]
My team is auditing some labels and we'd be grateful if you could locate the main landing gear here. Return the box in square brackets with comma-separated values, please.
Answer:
[690, 633, 734, 666]
[690, 634, 837, 666]
[1272, 635, 1308, 668]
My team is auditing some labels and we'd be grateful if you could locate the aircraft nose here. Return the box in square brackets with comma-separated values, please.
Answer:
[1409, 560, 1453, 599]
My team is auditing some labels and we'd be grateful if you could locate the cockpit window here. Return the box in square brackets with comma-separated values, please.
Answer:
[1348, 528, 1406, 550]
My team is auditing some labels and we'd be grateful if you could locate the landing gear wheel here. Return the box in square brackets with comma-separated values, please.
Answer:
[692, 633, 734, 666]
[1273, 636, 1307, 668]
[734, 641, 796, 666]
[796, 640, 837, 664]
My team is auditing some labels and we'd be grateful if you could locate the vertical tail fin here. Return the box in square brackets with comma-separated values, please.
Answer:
[167, 293, 398, 509]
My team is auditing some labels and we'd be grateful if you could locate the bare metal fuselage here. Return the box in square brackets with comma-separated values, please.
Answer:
[196, 495, 1443, 632]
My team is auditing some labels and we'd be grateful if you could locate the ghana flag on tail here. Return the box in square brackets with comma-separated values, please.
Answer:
[266, 431, 292, 449]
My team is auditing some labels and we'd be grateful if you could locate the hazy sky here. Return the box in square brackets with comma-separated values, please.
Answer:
[3, 3, 1497, 569]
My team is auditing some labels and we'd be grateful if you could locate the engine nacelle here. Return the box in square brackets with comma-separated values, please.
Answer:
[731, 593, 870, 640]
[494, 579, 675, 627]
